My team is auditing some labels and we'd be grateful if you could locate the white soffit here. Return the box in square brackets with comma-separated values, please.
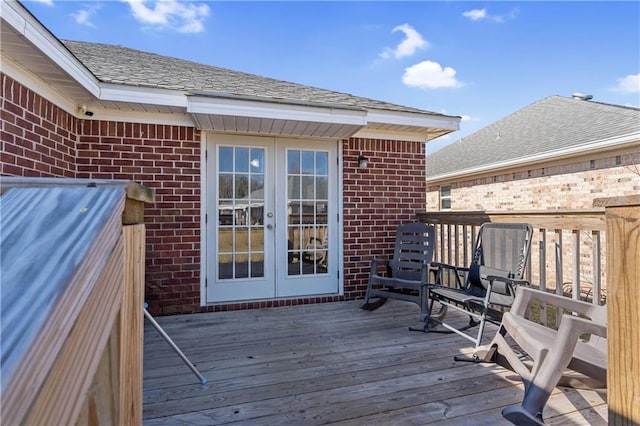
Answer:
[187, 94, 367, 139]
[1, 1, 99, 97]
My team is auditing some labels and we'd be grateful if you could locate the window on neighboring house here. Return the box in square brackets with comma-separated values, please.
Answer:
[440, 185, 451, 210]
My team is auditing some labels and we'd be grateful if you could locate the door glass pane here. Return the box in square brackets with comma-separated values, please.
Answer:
[217, 146, 265, 280]
[250, 148, 264, 173]
[288, 150, 300, 173]
[219, 147, 233, 172]
[287, 176, 300, 199]
[287, 149, 329, 276]
[301, 151, 314, 174]
[235, 148, 249, 172]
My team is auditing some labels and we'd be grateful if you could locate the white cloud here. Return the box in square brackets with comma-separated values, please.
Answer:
[463, 8, 518, 23]
[123, 0, 210, 33]
[379, 23, 428, 60]
[32, 0, 54, 5]
[613, 73, 640, 94]
[460, 115, 480, 122]
[72, 4, 102, 27]
[402, 60, 463, 89]
[463, 9, 487, 21]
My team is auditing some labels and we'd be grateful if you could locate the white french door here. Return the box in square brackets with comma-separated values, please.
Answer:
[205, 134, 339, 303]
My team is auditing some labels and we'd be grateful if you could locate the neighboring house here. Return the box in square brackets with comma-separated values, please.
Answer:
[425, 95, 639, 302]
[1, 2, 460, 315]
[426, 95, 640, 212]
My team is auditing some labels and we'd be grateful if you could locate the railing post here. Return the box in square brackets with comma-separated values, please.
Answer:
[595, 195, 640, 424]
[120, 224, 145, 425]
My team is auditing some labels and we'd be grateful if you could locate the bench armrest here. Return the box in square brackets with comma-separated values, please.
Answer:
[511, 287, 606, 325]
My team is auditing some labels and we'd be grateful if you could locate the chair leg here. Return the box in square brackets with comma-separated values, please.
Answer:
[502, 404, 544, 426]
[360, 297, 387, 311]
[360, 278, 388, 311]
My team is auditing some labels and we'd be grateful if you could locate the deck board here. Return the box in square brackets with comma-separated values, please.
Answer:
[143, 299, 607, 425]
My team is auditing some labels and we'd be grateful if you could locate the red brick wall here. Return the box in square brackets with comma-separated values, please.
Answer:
[1, 74, 77, 177]
[343, 138, 426, 299]
[75, 121, 202, 315]
[1, 75, 432, 314]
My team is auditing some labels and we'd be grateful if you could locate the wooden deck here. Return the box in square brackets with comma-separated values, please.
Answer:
[143, 300, 607, 425]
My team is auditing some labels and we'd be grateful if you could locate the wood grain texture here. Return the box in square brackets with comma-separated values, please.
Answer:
[24, 236, 124, 425]
[142, 299, 607, 425]
[605, 202, 640, 424]
[417, 209, 606, 231]
[119, 224, 146, 425]
[0, 186, 125, 424]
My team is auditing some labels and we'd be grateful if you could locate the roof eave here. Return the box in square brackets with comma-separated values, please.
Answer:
[426, 132, 640, 184]
[1, 0, 100, 97]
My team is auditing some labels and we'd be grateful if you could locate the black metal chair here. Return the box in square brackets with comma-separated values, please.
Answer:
[360, 222, 436, 321]
[418, 222, 533, 347]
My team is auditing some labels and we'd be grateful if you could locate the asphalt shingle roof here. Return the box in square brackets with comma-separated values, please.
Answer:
[62, 40, 444, 116]
[426, 95, 640, 179]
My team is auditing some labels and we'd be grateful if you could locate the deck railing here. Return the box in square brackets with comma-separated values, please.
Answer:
[416, 209, 607, 309]
[417, 197, 640, 424]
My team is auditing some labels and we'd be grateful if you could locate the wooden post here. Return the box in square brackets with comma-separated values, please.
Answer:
[595, 195, 640, 424]
[119, 224, 145, 425]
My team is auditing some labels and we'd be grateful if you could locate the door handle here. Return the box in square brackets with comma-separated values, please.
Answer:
[267, 224, 273, 230]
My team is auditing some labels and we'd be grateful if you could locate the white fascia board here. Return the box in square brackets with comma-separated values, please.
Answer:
[2, 1, 100, 97]
[85, 108, 195, 127]
[187, 96, 367, 126]
[366, 109, 461, 131]
[99, 84, 188, 108]
[351, 128, 429, 143]
[427, 132, 640, 183]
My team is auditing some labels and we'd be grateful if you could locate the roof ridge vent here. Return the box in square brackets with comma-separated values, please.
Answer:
[572, 92, 593, 101]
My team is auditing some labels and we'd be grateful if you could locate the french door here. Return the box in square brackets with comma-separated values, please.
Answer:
[205, 134, 339, 303]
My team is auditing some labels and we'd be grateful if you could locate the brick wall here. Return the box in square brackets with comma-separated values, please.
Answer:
[343, 138, 427, 299]
[426, 150, 640, 211]
[425, 150, 640, 297]
[2, 75, 433, 314]
[1, 74, 77, 177]
[75, 121, 202, 315]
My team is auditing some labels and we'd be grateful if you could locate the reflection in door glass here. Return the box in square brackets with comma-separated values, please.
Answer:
[217, 146, 265, 280]
[287, 150, 329, 276]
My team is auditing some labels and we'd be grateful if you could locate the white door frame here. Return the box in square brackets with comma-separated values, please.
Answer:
[200, 133, 344, 305]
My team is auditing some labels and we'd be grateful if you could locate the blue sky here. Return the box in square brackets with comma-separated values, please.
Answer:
[23, 0, 640, 153]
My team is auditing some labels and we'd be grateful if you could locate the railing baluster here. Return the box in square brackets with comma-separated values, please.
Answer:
[438, 223, 444, 264]
[446, 224, 452, 265]
[454, 224, 460, 267]
[592, 230, 601, 305]
[572, 230, 580, 301]
[539, 228, 547, 326]
[555, 229, 563, 327]
[463, 225, 469, 267]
